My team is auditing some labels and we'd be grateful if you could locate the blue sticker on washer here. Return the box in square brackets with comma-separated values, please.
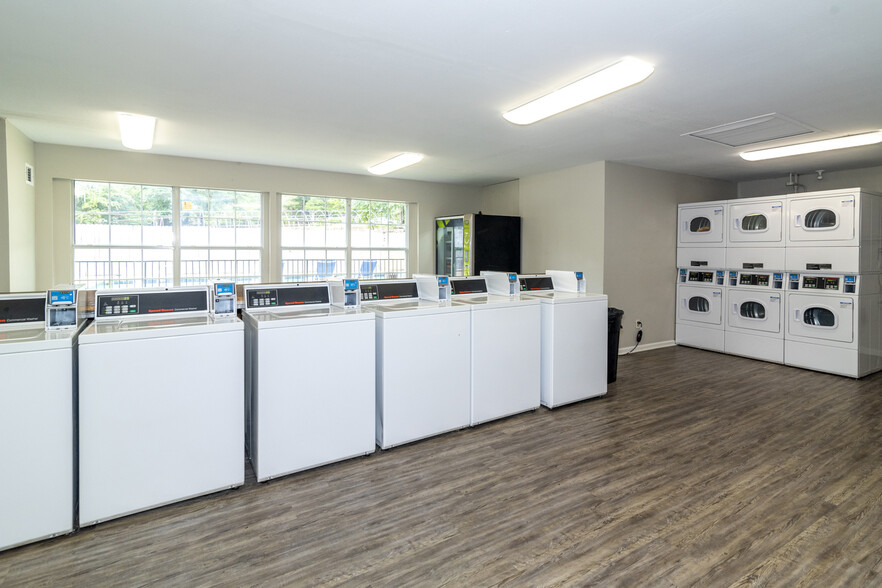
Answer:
[438, 276, 449, 285]
[344, 279, 358, 289]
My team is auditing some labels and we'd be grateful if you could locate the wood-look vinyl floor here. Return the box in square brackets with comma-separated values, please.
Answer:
[2, 346, 882, 587]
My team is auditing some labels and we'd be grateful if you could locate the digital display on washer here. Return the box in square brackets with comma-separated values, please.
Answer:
[360, 282, 419, 301]
[688, 271, 715, 283]
[96, 290, 209, 317]
[801, 276, 840, 290]
[451, 278, 488, 295]
[48, 290, 76, 305]
[0, 296, 45, 324]
[519, 276, 554, 291]
[739, 274, 770, 287]
[214, 283, 235, 296]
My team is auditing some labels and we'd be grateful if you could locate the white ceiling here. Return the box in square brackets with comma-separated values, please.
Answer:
[2, 0, 881, 187]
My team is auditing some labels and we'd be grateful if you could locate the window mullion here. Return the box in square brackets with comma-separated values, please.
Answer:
[172, 186, 181, 286]
[345, 199, 352, 278]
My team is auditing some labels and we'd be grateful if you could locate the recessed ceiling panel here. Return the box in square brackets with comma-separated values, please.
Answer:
[685, 113, 817, 147]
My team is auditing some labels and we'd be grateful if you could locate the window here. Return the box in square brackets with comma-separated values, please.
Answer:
[180, 189, 262, 285]
[281, 195, 407, 282]
[73, 181, 263, 289]
[74, 182, 174, 289]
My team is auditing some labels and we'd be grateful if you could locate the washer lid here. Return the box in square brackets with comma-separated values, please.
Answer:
[0, 325, 78, 354]
[451, 294, 539, 309]
[80, 314, 242, 344]
[245, 306, 375, 328]
[364, 299, 469, 317]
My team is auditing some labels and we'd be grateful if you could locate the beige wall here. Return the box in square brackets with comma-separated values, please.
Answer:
[604, 162, 735, 348]
[518, 161, 606, 293]
[738, 164, 882, 198]
[480, 180, 520, 216]
[34, 144, 481, 289]
[1, 120, 36, 292]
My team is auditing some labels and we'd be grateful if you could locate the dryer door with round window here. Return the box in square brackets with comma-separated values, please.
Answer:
[787, 193, 857, 245]
[786, 294, 854, 343]
[727, 290, 782, 334]
[676, 285, 723, 325]
[677, 203, 726, 246]
[729, 199, 783, 245]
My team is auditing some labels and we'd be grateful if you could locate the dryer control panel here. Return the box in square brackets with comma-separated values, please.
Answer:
[789, 273, 863, 294]
[681, 269, 725, 285]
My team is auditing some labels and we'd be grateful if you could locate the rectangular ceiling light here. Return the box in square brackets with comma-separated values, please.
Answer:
[503, 56, 654, 125]
[740, 130, 882, 161]
[118, 113, 156, 150]
[368, 152, 424, 175]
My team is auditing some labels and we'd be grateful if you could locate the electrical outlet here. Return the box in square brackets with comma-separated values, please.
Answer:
[635, 320, 643, 330]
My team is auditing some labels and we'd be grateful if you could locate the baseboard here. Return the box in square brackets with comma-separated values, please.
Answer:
[618, 340, 676, 355]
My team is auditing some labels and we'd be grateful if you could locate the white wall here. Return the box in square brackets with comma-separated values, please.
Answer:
[737, 164, 882, 198]
[0, 120, 36, 292]
[604, 162, 735, 348]
[518, 161, 606, 293]
[33, 144, 481, 289]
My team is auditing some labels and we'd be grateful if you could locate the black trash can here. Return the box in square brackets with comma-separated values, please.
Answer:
[607, 308, 624, 383]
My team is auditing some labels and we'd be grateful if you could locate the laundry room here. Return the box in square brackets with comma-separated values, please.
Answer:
[2, 2, 882, 585]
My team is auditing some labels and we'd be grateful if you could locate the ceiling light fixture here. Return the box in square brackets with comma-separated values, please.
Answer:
[740, 130, 882, 161]
[503, 56, 655, 125]
[367, 152, 424, 175]
[118, 113, 156, 150]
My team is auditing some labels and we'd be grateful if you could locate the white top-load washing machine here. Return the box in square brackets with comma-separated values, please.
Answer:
[242, 281, 375, 482]
[726, 195, 786, 271]
[360, 278, 470, 449]
[785, 188, 882, 273]
[517, 271, 608, 409]
[724, 270, 786, 363]
[78, 286, 244, 526]
[677, 200, 728, 269]
[0, 289, 88, 551]
[448, 273, 540, 426]
[676, 268, 726, 352]
[784, 272, 882, 378]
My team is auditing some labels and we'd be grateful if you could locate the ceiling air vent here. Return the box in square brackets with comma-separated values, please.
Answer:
[25, 163, 34, 186]
[684, 113, 817, 147]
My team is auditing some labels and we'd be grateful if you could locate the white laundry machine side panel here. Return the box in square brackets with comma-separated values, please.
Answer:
[79, 330, 244, 526]
[676, 247, 726, 269]
[470, 304, 540, 425]
[677, 202, 727, 246]
[785, 246, 881, 274]
[858, 293, 882, 377]
[1, 348, 73, 551]
[252, 320, 375, 481]
[675, 323, 725, 352]
[726, 247, 785, 272]
[727, 197, 784, 246]
[540, 299, 607, 408]
[376, 312, 470, 448]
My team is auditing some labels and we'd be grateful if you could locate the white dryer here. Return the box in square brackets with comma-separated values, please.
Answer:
[449, 275, 540, 426]
[242, 282, 375, 482]
[360, 279, 471, 449]
[784, 273, 882, 378]
[785, 188, 882, 273]
[726, 195, 785, 271]
[0, 290, 87, 551]
[675, 268, 726, 352]
[517, 273, 608, 409]
[724, 270, 786, 363]
[78, 287, 244, 526]
[677, 200, 728, 269]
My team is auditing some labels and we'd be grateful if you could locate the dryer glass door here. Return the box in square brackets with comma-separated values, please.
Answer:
[728, 200, 783, 244]
[788, 195, 856, 244]
[727, 292, 782, 333]
[677, 285, 723, 325]
[786, 294, 854, 342]
[678, 204, 725, 245]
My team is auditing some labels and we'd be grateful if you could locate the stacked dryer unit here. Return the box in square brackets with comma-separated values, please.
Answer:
[783, 188, 882, 377]
[675, 200, 727, 352]
[676, 188, 882, 377]
[724, 195, 787, 362]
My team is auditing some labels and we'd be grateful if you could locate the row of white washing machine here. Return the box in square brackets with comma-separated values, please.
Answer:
[244, 270, 608, 481]
[677, 187, 882, 274]
[675, 268, 882, 378]
[2, 271, 608, 552]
